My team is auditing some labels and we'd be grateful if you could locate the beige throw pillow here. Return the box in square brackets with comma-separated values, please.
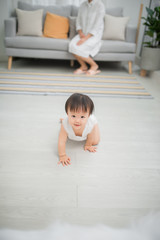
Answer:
[16, 8, 43, 36]
[102, 14, 129, 41]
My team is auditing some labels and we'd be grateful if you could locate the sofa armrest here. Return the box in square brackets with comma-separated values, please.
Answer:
[4, 17, 16, 37]
[126, 26, 137, 43]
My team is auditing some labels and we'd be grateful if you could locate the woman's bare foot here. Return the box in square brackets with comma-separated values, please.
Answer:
[74, 67, 88, 74]
[86, 65, 101, 75]
[86, 69, 101, 75]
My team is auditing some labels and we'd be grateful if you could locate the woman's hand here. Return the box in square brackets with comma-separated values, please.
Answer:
[77, 37, 87, 46]
[58, 155, 71, 166]
[77, 33, 93, 46]
[78, 30, 86, 39]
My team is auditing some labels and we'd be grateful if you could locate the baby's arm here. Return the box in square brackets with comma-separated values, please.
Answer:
[58, 124, 71, 166]
[84, 124, 100, 153]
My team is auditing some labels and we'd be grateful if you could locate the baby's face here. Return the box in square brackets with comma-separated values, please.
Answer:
[67, 108, 90, 131]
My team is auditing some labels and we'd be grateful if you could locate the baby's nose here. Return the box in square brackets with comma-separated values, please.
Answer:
[75, 117, 80, 122]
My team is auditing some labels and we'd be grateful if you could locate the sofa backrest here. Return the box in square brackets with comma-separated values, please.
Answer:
[16, 1, 124, 20]
[105, 7, 123, 17]
[17, 1, 73, 27]
[15, 1, 124, 32]
[12, 1, 136, 41]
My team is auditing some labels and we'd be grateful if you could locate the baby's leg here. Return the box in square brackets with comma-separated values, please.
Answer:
[84, 124, 100, 152]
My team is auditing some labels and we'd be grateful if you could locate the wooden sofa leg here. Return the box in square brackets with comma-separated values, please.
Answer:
[70, 60, 74, 67]
[140, 69, 147, 77]
[128, 61, 132, 74]
[8, 56, 12, 70]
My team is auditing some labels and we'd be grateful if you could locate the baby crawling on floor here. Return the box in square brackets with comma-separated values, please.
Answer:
[58, 93, 100, 166]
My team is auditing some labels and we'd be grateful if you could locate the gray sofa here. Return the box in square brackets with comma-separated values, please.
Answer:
[4, 1, 137, 74]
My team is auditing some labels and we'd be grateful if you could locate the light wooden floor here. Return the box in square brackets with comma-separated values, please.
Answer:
[0, 59, 160, 230]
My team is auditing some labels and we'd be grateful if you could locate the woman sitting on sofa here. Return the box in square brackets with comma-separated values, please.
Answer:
[69, 0, 105, 75]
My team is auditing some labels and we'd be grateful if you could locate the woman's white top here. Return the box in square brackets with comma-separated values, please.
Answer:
[69, 0, 105, 58]
[63, 114, 97, 141]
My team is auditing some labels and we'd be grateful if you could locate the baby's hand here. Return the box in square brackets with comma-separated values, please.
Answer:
[84, 145, 97, 153]
[58, 155, 71, 166]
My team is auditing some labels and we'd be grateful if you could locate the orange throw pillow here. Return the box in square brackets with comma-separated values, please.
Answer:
[43, 12, 69, 39]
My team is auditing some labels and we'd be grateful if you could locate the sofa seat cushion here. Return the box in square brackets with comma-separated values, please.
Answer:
[5, 36, 70, 51]
[100, 40, 136, 53]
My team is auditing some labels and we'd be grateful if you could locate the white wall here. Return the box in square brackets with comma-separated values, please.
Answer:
[0, 0, 150, 62]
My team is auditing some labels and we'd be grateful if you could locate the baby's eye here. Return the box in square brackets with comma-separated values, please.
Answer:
[81, 116, 85, 118]
[72, 115, 76, 118]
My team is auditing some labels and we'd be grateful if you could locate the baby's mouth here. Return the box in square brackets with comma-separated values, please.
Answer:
[74, 124, 80, 127]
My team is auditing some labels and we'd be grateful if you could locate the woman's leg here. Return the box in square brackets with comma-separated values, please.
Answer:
[73, 54, 88, 72]
[74, 54, 99, 72]
[70, 35, 100, 74]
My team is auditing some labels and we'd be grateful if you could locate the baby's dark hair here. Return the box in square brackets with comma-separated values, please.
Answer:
[65, 93, 94, 115]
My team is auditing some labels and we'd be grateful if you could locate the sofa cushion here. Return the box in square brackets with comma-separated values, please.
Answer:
[100, 40, 136, 53]
[69, 16, 77, 39]
[102, 14, 129, 41]
[16, 8, 43, 36]
[5, 36, 70, 51]
[70, 6, 123, 17]
[17, 1, 72, 27]
[43, 12, 69, 39]
[5, 36, 136, 54]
